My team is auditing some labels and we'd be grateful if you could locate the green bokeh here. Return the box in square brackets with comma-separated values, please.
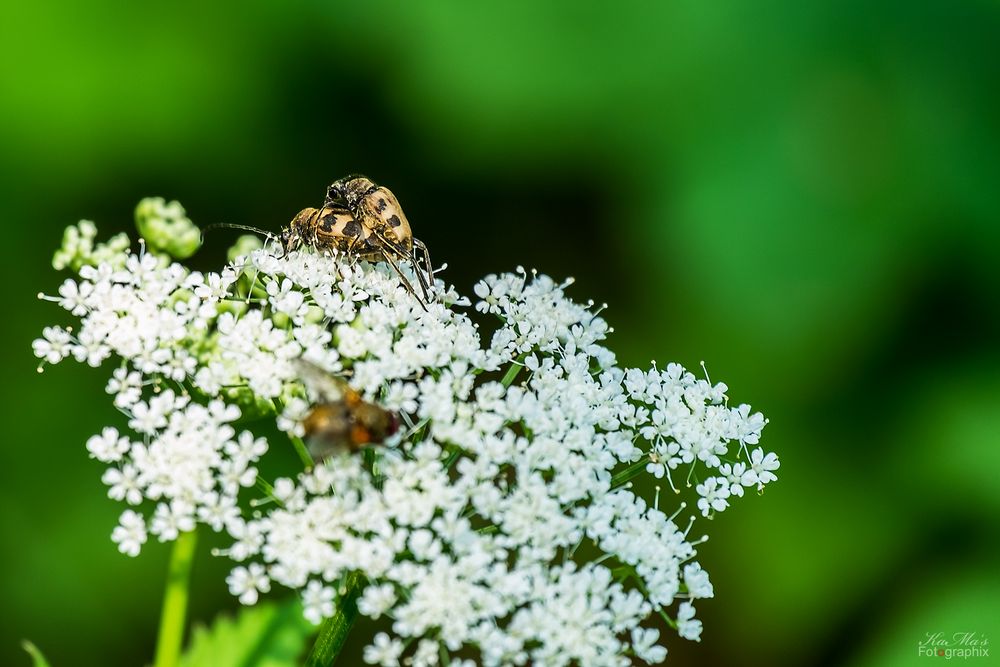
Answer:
[2, 2, 997, 665]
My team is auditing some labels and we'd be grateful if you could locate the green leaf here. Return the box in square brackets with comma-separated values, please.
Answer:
[179, 599, 315, 667]
[22, 641, 52, 667]
[304, 573, 362, 667]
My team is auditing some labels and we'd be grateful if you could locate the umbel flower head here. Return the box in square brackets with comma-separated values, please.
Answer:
[35, 200, 778, 667]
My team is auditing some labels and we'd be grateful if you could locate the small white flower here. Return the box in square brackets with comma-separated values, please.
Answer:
[743, 447, 780, 489]
[267, 278, 308, 321]
[225, 431, 268, 460]
[364, 632, 404, 667]
[683, 562, 714, 599]
[358, 583, 397, 619]
[302, 580, 335, 624]
[32, 326, 73, 364]
[106, 367, 143, 407]
[732, 404, 767, 445]
[196, 492, 240, 532]
[57, 278, 92, 315]
[696, 477, 731, 517]
[383, 381, 419, 413]
[71, 328, 111, 367]
[111, 510, 147, 557]
[86, 427, 131, 463]
[718, 461, 748, 497]
[150, 500, 196, 541]
[412, 639, 440, 667]
[676, 601, 703, 641]
[226, 521, 264, 562]
[129, 397, 169, 435]
[227, 563, 271, 605]
[102, 465, 143, 505]
[631, 627, 668, 664]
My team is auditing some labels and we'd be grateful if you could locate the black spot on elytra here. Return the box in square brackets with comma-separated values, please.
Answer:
[388, 214, 401, 227]
[343, 220, 362, 237]
[321, 213, 337, 231]
[376, 198, 388, 213]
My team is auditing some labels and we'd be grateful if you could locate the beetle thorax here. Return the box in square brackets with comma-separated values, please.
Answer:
[341, 177, 377, 210]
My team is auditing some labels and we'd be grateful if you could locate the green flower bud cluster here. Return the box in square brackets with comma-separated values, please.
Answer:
[52, 220, 130, 271]
[135, 197, 201, 260]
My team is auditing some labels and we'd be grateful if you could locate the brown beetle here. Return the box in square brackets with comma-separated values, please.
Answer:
[322, 175, 434, 306]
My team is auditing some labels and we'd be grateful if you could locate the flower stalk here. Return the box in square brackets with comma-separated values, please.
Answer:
[500, 353, 528, 387]
[611, 458, 648, 488]
[153, 529, 198, 667]
[290, 433, 315, 469]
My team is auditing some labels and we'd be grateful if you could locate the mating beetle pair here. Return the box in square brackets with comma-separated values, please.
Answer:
[210, 175, 434, 308]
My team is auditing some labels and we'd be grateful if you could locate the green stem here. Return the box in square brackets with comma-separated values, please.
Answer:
[610, 459, 648, 488]
[290, 434, 315, 469]
[255, 478, 284, 508]
[500, 353, 528, 388]
[443, 445, 462, 470]
[153, 530, 198, 667]
[304, 573, 363, 667]
[364, 448, 385, 490]
[269, 399, 314, 469]
[659, 609, 678, 630]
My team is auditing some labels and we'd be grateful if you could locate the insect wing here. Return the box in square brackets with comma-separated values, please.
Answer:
[294, 359, 348, 403]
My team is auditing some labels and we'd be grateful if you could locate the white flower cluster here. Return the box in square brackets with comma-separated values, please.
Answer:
[35, 247, 268, 555]
[35, 212, 778, 666]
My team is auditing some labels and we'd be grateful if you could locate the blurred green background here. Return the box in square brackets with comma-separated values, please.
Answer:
[2, 1, 998, 665]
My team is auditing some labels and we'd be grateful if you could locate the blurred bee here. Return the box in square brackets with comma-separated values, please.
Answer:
[295, 360, 400, 461]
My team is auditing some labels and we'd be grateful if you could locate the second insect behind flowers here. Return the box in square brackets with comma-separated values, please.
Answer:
[292, 360, 401, 462]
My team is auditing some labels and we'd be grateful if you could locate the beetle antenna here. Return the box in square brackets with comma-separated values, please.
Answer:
[201, 223, 280, 243]
[200, 223, 282, 298]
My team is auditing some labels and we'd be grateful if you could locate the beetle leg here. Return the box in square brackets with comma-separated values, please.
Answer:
[412, 238, 435, 300]
[397, 244, 432, 303]
[389, 240, 431, 303]
[379, 247, 428, 311]
[309, 208, 324, 248]
[370, 228, 432, 303]
[344, 233, 369, 269]
[409, 250, 433, 303]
